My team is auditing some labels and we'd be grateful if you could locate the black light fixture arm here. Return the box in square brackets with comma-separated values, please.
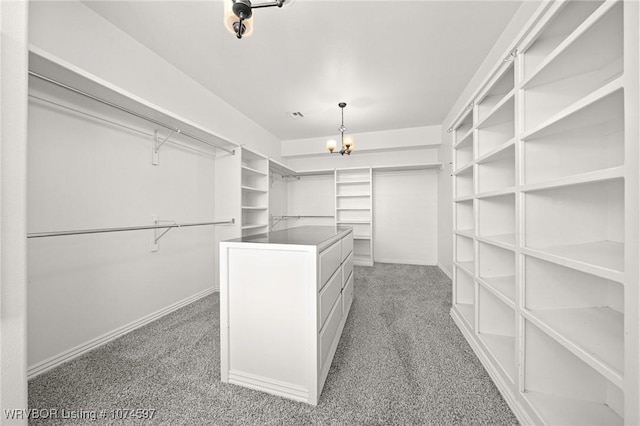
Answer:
[232, 0, 285, 39]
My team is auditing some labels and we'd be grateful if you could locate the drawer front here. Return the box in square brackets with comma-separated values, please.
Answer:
[319, 240, 342, 288]
[319, 297, 342, 366]
[341, 232, 354, 261]
[342, 271, 354, 316]
[318, 268, 342, 329]
[342, 252, 354, 287]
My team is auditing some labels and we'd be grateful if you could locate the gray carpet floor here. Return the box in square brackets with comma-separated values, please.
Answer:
[28, 264, 517, 425]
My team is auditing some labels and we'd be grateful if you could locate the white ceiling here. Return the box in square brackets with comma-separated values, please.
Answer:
[82, 0, 523, 141]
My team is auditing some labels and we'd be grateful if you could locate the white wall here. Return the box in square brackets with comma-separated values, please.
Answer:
[437, 2, 545, 278]
[1, 0, 29, 422]
[26, 0, 282, 371]
[279, 125, 441, 266]
[29, 0, 282, 161]
[284, 125, 440, 171]
[27, 85, 217, 369]
[373, 170, 438, 265]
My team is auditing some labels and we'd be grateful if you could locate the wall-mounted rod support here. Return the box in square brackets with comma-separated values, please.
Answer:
[28, 71, 237, 155]
[27, 219, 235, 239]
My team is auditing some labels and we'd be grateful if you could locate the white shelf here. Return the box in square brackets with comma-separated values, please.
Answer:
[531, 240, 623, 273]
[480, 276, 515, 304]
[476, 90, 515, 129]
[336, 180, 371, 184]
[241, 224, 268, 230]
[455, 303, 474, 328]
[525, 391, 623, 426]
[456, 260, 475, 276]
[476, 138, 515, 165]
[475, 188, 515, 199]
[454, 128, 474, 149]
[353, 235, 371, 240]
[478, 333, 515, 382]
[522, 78, 623, 140]
[521, 166, 624, 193]
[241, 206, 267, 210]
[336, 208, 370, 211]
[241, 165, 267, 176]
[527, 307, 623, 382]
[241, 185, 268, 193]
[335, 194, 370, 198]
[454, 229, 474, 239]
[522, 1, 622, 90]
[477, 233, 515, 249]
[452, 162, 474, 176]
[336, 220, 371, 224]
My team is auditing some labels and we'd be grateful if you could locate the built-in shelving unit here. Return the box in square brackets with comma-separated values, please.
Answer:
[450, 1, 638, 424]
[241, 147, 269, 237]
[336, 167, 373, 266]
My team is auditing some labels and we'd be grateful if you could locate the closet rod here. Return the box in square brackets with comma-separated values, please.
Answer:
[29, 71, 237, 155]
[27, 219, 235, 239]
[275, 215, 335, 219]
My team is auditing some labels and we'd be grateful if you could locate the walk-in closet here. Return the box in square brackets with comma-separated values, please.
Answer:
[1, 0, 638, 424]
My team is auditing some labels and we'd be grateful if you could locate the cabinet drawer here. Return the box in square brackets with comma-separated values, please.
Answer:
[343, 271, 354, 316]
[342, 252, 353, 287]
[319, 240, 341, 288]
[341, 232, 353, 261]
[318, 268, 342, 329]
[319, 296, 342, 367]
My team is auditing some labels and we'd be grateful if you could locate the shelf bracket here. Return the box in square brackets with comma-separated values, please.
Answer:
[504, 49, 517, 63]
[151, 216, 177, 251]
[152, 129, 180, 166]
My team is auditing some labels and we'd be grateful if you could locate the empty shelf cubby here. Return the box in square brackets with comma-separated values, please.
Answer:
[524, 179, 624, 273]
[522, 1, 605, 80]
[455, 199, 474, 234]
[477, 144, 515, 194]
[478, 242, 515, 304]
[524, 321, 623, 425]
[524, 256, 623, 378]
[455, 266, 475, 328]
[455, 235, 474, 275]
[477, 193, 515, 246]
[522, 2, 623, 133]
[478, 286, 516, 382]
[523, 88, 624, 185]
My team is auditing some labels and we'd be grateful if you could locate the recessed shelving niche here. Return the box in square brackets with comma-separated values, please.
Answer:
[477, 193, 515, 247]
[523, 88, 624, 186]
[524, 321, 623, 426]
[522, 1, 604, 80]
[478, 242, 515, 304]
[524, 179, 624, 273]
[478, 286, 515, 382]
[455, 200, 474, 235]
[522, 2, 624, 132]
[455, 235, 474, 275]
[525, 256, 623, 381]
[454, 266, 474, 328]
[477, 144, 515, 194]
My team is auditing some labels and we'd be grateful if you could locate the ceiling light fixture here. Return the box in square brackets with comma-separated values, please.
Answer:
[223, 0, 285, 39]
[327, 102, 354, 156]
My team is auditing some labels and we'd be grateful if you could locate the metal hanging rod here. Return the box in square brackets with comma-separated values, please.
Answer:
[27, 219, 235, 239]
[29, 71, 237, 155]
[274, 215, 335, 219]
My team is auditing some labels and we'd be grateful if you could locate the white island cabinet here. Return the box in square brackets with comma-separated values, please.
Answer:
[219, 226, 354, 405]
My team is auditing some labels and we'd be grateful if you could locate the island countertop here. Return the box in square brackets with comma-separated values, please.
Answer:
[226, 226, 352, 251]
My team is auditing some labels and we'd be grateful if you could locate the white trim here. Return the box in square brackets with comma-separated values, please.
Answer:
[27, 287, 216, 379]
[438, 263, 453, 280]
[228, 370, 310, 402]
[374, 258, 435, 266]
[450, 309, 536, 425]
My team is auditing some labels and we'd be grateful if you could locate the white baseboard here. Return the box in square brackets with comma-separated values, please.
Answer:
[374, 258, 435, 266]
[438, 263, 452, 279]
[450, 308, 535, 425]
[28, 287, 216, 380]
